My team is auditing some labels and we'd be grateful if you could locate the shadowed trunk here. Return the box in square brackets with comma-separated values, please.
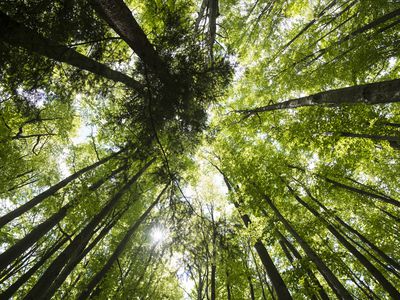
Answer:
[212, 164, 292, 299]
[276, 230, 329, 300]
[0, 11, 143, 92]
[288, 165, 400, 207]
[0, 236, 69, 299]
[263, 195, 352, 299]
[302, 185, 400, 272]
[77, 183, 168, 300]
[0, 149, 125, 228]
[0, 164, 128, 271]
[42, 204, 130, 299]
[91, 0, 170, 83]
[286, 184, 400, 298]
[23, 158, 155, 300]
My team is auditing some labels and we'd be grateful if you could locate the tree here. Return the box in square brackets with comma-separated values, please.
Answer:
[1, 0, 399, 299]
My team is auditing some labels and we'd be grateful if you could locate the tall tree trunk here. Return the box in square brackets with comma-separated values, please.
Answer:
[279, 0, 337, 53]
[23, 158, 155, 300]
[0, 163, 127, 271]
[288, 165, 400, 207]
[90, 0, 170, 83]
[263, 195, 353, 299]
[0, 236, 68, 299]
[226, 269, 231, 300]
[295, 8, 400, 69]
[237, 79, 400, 115]
[0, 11, 143, 92]
[249, 247, 269, 300]
[212, 163, 292, 299]
[77, 183, 168, 300]
[210, 224, 217, 300]
[302, 185, 400, 272]
[42, 203, 130, 299]
[195, 0, 209, 31]
[0, 205, 69, 271]
[276, 230, 329, 300]
[208, 0, 219, 62]
[248, 276, 256, 300]
[286, 185, 400, 298]
[252, 240, 292, 299]
[0, 149, 124, 228]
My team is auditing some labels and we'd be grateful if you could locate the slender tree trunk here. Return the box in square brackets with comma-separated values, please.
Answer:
[226, 269, 231, 300]
[380, 122, 400, 128]
[303, 186, 400, 272]
[322, 175, 400, 207]
[0, 163, 128, 270]
[298, 8, 400, 68]
[263, 195, 352, 299]
[275, 229, 329, 300]
[280, 0, 337, 53]
[238, 79, 400, 115]
[338, 132, 399, 142]
[77, 183, 168, 300]
[210, 212, 217, 300]
[0, 11, 143, 92]
[212, 164, 292, 299]
[289, 165, 400, 207]
[0, 205, 69, 271]
[90, 0, 170, 83]
[42, 204, 129, 299]
[249, 247, 269, 300]
[0, 149, 124, 228]
[286, 185, 400, 298]
[208, 0, 219, 61]
[23, 158, 155, 300]
[248, 276, 256, 300]
[0, 236, 68, 299]
[252, 238, 293, 299]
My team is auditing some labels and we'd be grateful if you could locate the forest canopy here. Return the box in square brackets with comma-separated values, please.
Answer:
[0, 0, 399, 299]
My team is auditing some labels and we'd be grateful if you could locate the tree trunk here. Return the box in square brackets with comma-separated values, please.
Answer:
[253, 240, 292, 299]
[212, 163, 292, 299]
[0, 163, 127, 271]
[0, 205, 69, 271]
[210, 210, 217, 300]
[287, 185, 400, 298]
[226, 270, 231, 300]
[248, 276, 256, 300]
[0, 236, 68, 299]
[249, 247, 269, 300]
[42, 204, 129, 299]
[0, 11, 143, 92]
[288, 165, 400, 207]
[263, 195, 352, 299]
[237, 79, 400, 115]
[280, 0, 337, 53]
[303, 186, 400, 272]
[208, 0, 219, 62]
[195, 0, 209, 31]
[77, 183, 168, 300]
[295, 8, 400, 69]
[23, 158, 155, 300]
[0, 149, 124, 228]
[90, 0, 170, 83]
[277, 230, 329, 300]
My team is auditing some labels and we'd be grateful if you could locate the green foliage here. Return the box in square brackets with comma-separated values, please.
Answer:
[0, 0, 399, 299]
